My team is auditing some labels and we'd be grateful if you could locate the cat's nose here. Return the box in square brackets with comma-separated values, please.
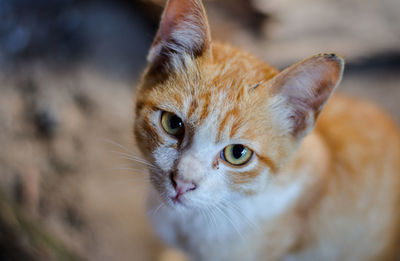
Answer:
[171, 174, 197, 197]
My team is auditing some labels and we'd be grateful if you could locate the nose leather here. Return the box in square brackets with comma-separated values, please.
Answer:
[171, 175, 197, 197]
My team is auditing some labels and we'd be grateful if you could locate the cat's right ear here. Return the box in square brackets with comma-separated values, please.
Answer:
[146, 0, 212, 79]
[267, 54, 344, 139]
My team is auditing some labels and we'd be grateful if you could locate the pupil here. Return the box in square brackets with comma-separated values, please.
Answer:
[170, 115, 182, 129]
[232, 145, 245, 159]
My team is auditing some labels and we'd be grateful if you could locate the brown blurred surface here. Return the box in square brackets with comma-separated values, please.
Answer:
[0, 0, 399, 260]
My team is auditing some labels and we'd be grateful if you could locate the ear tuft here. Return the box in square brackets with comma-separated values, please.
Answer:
[147, 0, 211, 77]
[269, 53, 344, 138]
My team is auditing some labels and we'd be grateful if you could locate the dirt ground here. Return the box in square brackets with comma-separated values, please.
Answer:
[0, 0, 399, 260]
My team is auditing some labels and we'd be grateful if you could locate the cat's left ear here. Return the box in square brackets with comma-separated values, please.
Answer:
[268, 54, 344, 139]
[147, 0, 212, 78]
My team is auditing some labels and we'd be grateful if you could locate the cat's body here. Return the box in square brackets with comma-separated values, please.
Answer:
[134, 1, 400, 260]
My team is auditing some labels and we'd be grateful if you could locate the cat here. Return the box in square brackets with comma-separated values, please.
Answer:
[133, 0, 400, 260]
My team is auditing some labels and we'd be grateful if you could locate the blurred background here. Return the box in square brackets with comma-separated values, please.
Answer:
[0, 0, 399, 260]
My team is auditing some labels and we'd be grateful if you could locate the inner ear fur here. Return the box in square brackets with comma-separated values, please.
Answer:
[269, 53, 345, 138]
[146, 0, 212, 82]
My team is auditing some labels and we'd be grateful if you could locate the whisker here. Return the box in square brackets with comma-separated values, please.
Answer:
[117, 177, 149, 183]
[221, 199, 259, 230]
[102, 138, 159, 170]
[104, 168, 150, 183]
[109, 167, 149, 176]
[106, 164, 149, 173]
[103, 138, 134, 154]
[103, 173, 149, 181]
[109, 167, 149, 173]
[205, 206, 219, 237]
[149, 200, 166, 218]
[198, 209, 209, 229]
[213, 203, 244, 240]
[117, 155, 157, 169]
[112, 152, 152, 165]
[204, 208, 215, 231]
[110, 150, 152, 164]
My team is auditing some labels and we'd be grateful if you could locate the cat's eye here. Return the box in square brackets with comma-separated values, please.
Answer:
[161, 111, 184, 137]
[221, 144, 253, 166]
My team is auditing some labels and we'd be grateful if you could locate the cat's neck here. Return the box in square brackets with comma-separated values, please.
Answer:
[281, 131, 331, 211]
[284, 131, 331, 189]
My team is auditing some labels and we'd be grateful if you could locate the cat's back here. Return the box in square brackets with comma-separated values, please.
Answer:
[317, 94, 400, 173]
[307, 94, 400, 260]
[316, 94, 400, 179]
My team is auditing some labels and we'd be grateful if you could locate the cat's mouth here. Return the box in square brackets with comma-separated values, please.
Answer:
[168, 190, 187, 206]
[165, 194, 190, 209]
[170, 194, 182, 204]
[164, 187, 194, 209]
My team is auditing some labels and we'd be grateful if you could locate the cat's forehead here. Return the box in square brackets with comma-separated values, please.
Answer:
[155, 79, 245, 141]
[153, 82, 264, 143]
[155, 43, 277, 108]
[140, 43, 279, 141]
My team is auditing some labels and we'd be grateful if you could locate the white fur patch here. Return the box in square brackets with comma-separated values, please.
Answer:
[147, 103, 304, 260]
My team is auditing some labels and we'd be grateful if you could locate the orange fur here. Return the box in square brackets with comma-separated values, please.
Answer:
[134, 0, 400, 260]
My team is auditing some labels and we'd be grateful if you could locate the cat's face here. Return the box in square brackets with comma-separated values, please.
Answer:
[134, 0, 343, 210]
[135, 46, 286, 209]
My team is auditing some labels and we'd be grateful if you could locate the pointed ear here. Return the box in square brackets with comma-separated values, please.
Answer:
[147, 0, 212, 78]
[268, 53, 344, 138]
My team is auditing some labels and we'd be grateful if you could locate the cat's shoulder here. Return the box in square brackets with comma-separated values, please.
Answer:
[315, 93, 400, 178]
[317, 94, 400, 141]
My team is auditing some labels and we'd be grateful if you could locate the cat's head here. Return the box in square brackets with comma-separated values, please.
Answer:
[134, 0, 344, 210]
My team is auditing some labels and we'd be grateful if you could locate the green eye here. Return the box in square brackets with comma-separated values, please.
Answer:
[221, 144, 253, 166]
[161, 111, 184, 137]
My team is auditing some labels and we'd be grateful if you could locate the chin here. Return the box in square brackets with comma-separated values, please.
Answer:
[165, 198, 194, 214]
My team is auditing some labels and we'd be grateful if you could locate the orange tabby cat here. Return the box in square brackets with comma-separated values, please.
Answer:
[133, 0, 400, 260]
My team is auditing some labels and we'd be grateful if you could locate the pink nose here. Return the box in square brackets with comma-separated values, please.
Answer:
[171, 175, 197, 198]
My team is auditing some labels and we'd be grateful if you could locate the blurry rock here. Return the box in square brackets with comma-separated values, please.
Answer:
[0, 191, 82, 261]
[34, 109, 58, 139]
[73, 92, 93, 115]
[64, 205, 86, 231]
[13, 166, 40, 215]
